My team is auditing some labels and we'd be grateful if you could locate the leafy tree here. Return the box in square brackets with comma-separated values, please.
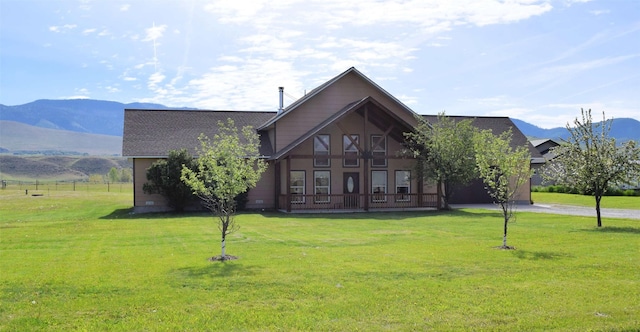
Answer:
[143, 149, 197, 212]
[181, 119, 267, 261]
[404, 113, 478, 209]
[88, 173, 104, 183]
[543, 109, 640, 227]
[474, 128, 532, 249]
[107, 167, 120, 183]
[120, 168, 132, 183]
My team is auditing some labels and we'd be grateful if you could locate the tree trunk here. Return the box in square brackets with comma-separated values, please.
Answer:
[502, 202, 509, 248]
[221, 235, 226, 259]
[595, 195, 602, 227]
[503, 218, 508, 248]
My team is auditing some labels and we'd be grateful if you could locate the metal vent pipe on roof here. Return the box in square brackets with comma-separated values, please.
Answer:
[278, 87, 284, 114]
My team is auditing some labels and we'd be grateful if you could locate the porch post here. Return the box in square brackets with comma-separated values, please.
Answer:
[286, 156, 291, 212]
[417, 176, 423, 207]
[436, 180, 442, 210]
[363, 105, 369, 211]
[274, 160, 281, 210]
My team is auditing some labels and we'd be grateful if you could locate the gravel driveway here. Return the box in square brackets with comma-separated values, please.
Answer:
[450, 203, 640, 220]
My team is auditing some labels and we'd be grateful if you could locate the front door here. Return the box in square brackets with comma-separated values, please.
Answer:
[343, 172, 359, 208]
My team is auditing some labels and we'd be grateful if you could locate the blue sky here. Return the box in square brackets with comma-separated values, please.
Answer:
[1, 0, 638, 128]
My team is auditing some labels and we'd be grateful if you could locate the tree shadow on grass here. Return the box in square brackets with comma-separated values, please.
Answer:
[169, 263, 261, 291]
[512, 250, 574, 260]
[258, 208, 504, 221]
[584, 226, 640, 234]
[174, 261, 259, 278]
[99, 208, 209, 220]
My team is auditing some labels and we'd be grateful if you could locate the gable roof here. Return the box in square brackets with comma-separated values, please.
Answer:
[272, 96, 415, 160]
[122, 109, 275, 158]
[530, 138, 561, 148]
[257, 67, 417, 131]
[422, 115, 545, 163]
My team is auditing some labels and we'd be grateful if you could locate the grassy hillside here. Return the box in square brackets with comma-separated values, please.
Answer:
[0, 120, 121, 155]
[0, 155, 131, 181]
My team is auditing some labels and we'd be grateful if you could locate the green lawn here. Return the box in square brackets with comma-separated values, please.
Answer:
[532, 191, 640, 209]
[1, 190, 638, 331]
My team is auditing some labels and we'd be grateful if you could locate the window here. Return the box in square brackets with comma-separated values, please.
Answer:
[314, 135, 330, 167]
[314, 171, 330, 203]
[290, 171, 305, 203]
[371, 170, 387, 202]
[343, 134, 359, 167]
[371, 135, 387, 167]
[395, 170, 411, 202]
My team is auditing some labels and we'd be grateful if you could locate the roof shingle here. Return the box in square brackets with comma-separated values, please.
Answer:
[122, 109, 276, 157]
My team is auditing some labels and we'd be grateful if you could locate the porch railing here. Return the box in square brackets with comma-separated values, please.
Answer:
[278, 193, 439, 211]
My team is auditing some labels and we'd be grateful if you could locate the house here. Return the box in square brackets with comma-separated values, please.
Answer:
[423, 115, 545, 204]
[123, 67, 540, 213]
[530, 138, 561, 186]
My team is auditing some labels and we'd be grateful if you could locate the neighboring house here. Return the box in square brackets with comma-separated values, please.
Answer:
[423, 115, 545, 204]
[530, 138, 561, 186]
[123, 67, 540, 213]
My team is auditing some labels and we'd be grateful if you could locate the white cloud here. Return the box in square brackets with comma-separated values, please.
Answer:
[533, 54, 640, 83]
[105, 86, 120, 93]
[49, 24, 77, 33]
[143, 24, 167, 42]
[82, 28, 97, 35]
[148, 72, 166, 87]
[120, 4, 131, 12]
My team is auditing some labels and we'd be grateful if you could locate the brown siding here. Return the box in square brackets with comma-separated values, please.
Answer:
[133, 158, 169, 212]
[275, 72, 417, 151]
[277, 110, 435, 199]
[246, 161, 275, 210]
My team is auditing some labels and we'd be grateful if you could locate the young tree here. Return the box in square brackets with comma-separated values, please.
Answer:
[544, 109, 640, 227]
[404, 113, 478, 209]
[143, 149, 197, 212]
[107, 167, 120, 183]
[120, 168, 132, 183]
[474, 128, 532, 249]
[181, 119, 267, 261]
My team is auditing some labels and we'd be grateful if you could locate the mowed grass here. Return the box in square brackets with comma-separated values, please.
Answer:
[532, 191, 640, 210]
[1, 190, 638, 331]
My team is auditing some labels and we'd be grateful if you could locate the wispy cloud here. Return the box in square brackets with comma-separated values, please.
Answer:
[49, 24, 77, 33]
[535, 54, 640, 81]
[143, 24, 167, 42]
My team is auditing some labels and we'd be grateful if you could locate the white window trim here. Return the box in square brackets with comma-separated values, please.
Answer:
[290, 171, 305, 204]
[395, 170, 411, 202]
[314, 134, 330, 167]
[314, 171, 331, 203]
[343, 134, 360, 167]
[371, 135, 387, 167]
[371, 170, 387, 202]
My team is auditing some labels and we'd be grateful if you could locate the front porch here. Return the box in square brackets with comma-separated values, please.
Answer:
[278, 193, 439, 212]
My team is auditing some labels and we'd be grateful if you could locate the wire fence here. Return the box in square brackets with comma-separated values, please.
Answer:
[0, 179, 133, 193]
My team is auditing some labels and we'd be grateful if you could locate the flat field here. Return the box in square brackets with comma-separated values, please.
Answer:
[1, 190, 638, 331]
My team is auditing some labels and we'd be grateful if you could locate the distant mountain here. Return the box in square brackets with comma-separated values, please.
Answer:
[1, 99, 638, 153]
[512, 118, 640, 142]
[0, 120, 121, 155]
[0, 99, 195, 136]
